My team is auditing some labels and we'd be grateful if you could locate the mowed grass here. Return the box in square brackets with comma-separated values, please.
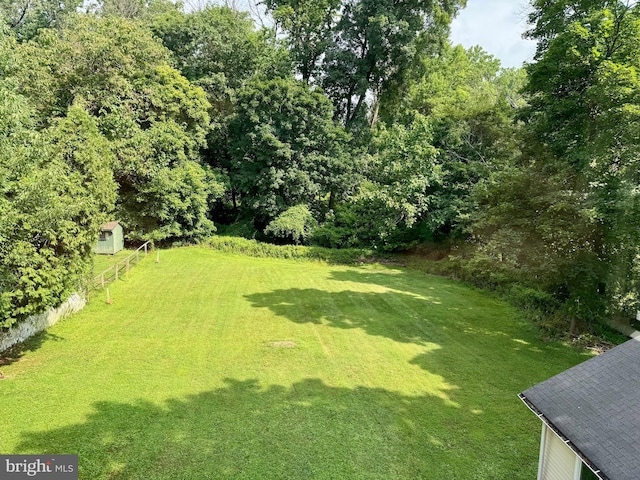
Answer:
[0, 248, 590, 479]
[93, 249, 135, 274]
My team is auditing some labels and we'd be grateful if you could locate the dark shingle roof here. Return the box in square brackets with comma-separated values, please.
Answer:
[521, 339, 640, 480]
[101, 221, 120, 232]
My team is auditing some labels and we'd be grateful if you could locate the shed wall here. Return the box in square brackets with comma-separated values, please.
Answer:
[94, 224, 124, 255]
[113, 225, 124, 253]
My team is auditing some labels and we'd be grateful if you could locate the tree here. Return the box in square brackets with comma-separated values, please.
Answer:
[363, 45, 524, 241]
[0, 104, 116, 328]
[0, 0, 82, 41]
[526, 1, 640, 319]
[150, 5, 292, 225]
[476, 1, 640, 329]
[99, 0, 147, 19]
[151, 5, 290, 119]
[264, 0, 340, 84]
[525, 0, 613, 54]
[18, 16, 218, 242]
[314, 115, 440, 250]
[228, 78, 352, 227]
[320, 0, 466, 130]
[264, 204, 318, 244]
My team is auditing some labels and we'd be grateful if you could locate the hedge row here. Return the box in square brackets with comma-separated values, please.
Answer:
[205, 236, 375, 265]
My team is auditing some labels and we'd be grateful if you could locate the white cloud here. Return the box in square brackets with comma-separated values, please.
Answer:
[451, 0, 537, 68]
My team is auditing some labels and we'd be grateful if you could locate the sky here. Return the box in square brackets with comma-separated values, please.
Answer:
[450, 0, 538, 68]
[197, 0, 538, 69]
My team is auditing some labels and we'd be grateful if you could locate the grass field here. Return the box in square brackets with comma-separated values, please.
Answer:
[0, 248, 590, 479]
[93, 249, 135, 274]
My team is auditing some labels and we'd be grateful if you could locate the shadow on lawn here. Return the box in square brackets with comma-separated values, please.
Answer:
[329, 268, 439, 289]
[327, 269, 469, 302]
[0, 331, 64, 369]
[247, 287, 447, 346]
[244, 268, 589, 391]
[15, 378, 536, 479]
[246, 268, 584, 357]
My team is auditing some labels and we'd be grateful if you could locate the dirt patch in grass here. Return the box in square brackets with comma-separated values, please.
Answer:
[268, 341, 297, 348]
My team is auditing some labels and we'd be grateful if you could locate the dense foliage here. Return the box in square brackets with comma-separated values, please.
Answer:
[1, 0, 638, 336]
[471, 1, 640, 333]
[0, 100, 116, 327]
[228, 78, 352, 226]
[18, 16, 217, 242]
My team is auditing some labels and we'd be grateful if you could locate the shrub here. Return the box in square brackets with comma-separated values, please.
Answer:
[264, 205, 318, 245]
[507, 285, 560, 314]
[206, 236, 374, 265]
[311, 197, 430, 252]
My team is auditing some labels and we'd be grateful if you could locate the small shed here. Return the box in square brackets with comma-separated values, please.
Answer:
[95, 221, 124, 255]
[519, 339, 640, 480]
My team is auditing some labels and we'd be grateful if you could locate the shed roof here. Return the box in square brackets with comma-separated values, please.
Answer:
[101, 221, 120, 232]
[520, 339, 640, 480]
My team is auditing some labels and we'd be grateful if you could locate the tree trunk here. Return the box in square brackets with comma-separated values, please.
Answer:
[328, 190, 336, 211]
[570, 317, 578, 336]
[370, 94, 380, 129]
[10, 0, 31, 28]
[346, 93, 366, 131]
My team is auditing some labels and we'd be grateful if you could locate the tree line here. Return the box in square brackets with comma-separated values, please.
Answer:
[1, 0, 639, 336]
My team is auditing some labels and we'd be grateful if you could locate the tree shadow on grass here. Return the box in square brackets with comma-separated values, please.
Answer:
[246, 268, 587, 359]
[244, 269, 591, 397]
[0, 331, 64, 369]
[248, 286, 453, 347]
[15, 378, 537, 479]
[326, 269, 469, 303]
[328, 268, 440, 291]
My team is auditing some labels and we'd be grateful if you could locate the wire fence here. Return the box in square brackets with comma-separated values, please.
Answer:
[91, 241, 153, 292]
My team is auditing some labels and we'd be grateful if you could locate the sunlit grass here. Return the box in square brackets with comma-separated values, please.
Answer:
[92, 249, 135, 274]
[0, 247, 590, 479]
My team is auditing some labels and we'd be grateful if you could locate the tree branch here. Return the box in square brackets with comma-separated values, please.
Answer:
[9, 0, 31, 29]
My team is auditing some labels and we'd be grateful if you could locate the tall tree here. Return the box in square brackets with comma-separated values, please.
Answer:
[150, 5, 293, 225]
[477, 1, 640, 328]
[0, 104, 117, 327]
[228, 77, 352, 227]
[18, 16, 218, 242]
[321, 115, 441, 251]
[264, 0, 340, 84]
[525, 0, 614, 54]
[151, 5, 290, 115]
[320, 0, 466, 130]
[399, 45, 524, 237]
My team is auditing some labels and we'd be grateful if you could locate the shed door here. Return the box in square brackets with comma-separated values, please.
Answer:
[539, 425, 581, 480]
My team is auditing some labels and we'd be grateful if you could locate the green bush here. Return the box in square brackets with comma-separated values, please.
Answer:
[311, 198, 431, 252]
[264, 205, 318, 245]
[507, 285, 560, 314]
[206, 236, 374, 265]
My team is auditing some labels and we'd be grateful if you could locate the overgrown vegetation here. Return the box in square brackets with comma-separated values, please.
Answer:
[1, 0, 639, 335]
[206, 235, 373, 265]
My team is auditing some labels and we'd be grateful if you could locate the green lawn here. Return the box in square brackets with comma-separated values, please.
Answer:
[0, 248, 590, 479]
[93, 249, 136, 274]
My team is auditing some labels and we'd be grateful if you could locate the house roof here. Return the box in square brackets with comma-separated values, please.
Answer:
[101, 221, 120, 232]
[520, 339, 640, 480]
